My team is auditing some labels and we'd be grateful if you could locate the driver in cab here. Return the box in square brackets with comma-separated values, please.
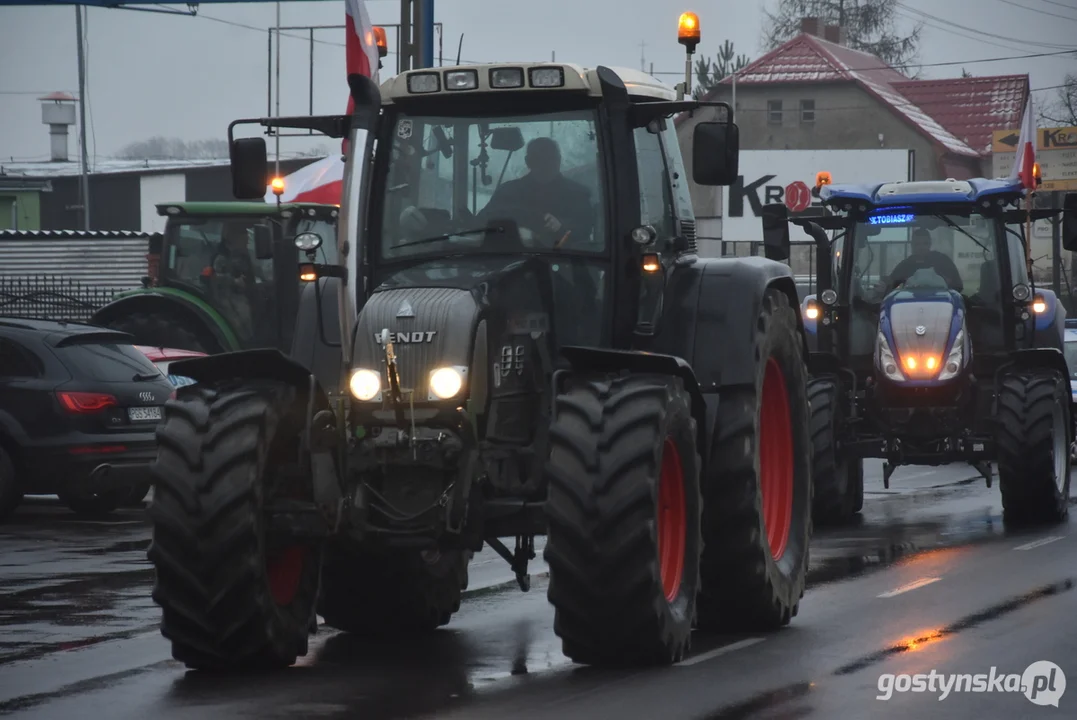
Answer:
[882, 228, 963, 294]
[478, 137, 594, 247]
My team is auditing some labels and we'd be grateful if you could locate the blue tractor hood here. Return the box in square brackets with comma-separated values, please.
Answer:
[876, 276, 967, 387]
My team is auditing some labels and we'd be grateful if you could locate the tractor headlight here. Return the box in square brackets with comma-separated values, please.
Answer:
[428, 367, 465, 400]
[876, 331, 905, 382]
[349, 368, 382, 401]
[937, 326, 966, 381]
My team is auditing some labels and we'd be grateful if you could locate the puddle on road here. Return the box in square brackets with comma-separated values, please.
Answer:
[833, 578, 1076, 676]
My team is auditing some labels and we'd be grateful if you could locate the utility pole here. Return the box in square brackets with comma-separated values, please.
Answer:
[274, 1, 281, 178]
[75, 5, 90, 230]
[639, 40, 646, 71]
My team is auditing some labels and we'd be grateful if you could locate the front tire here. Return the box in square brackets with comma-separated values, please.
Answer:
[148, 381, 319, 671]
[997, 371, 1071, 527]
[808, 377, 862, 525]
[318, 544, 471, 635]
[544, 374, 702, 666]
[696, 289, 813, 632]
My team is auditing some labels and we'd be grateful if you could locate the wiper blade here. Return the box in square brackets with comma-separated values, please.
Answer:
[934, 214, 990, 255]
[133, 372, 162, 381]
[393, 225, 503, 250]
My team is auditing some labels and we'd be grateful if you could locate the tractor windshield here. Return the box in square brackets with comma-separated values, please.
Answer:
[843, 210, 1006, 356]
[378, 109, 606, 262]
[162, 217, 278, 345]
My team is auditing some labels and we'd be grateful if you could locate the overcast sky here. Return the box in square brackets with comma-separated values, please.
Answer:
[0, 0, 1073, 165]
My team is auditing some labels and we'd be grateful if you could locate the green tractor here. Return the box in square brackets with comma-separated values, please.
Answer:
[90, 201, 339, 354]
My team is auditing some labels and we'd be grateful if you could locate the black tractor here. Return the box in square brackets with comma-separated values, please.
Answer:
[770, 180, 1077, 527]
[148, 27, 821, 671]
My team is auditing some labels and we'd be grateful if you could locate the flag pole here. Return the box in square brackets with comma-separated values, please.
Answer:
[1025, 190, 1033, 276]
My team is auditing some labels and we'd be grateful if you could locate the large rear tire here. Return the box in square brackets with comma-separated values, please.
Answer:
[104, 310, 218, 354]
[996, 371, 1071, 527]
[318, 544, 471, 635]
[544, 374, 702, 666]
[808, 377, 862, 526]
[148, 381, 319, 671]
[696, 289, 813, 632]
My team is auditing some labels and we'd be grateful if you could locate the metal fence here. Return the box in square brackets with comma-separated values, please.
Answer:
[0, 275, 117, 323]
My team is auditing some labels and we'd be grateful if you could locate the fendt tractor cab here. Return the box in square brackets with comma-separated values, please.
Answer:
[147, 14, 821, 673]
[767, 179, 1077, 526]
[90, 200, 339, 354]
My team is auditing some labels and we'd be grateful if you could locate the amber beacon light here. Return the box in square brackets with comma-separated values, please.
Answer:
[678, 12, 700, 49]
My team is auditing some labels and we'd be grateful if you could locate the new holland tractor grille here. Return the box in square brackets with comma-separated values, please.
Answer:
[357, 287, 471, 400]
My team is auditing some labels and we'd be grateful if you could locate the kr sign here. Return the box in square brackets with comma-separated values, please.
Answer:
[721, 149, 912, 243]
[991, 126, 1077, 192]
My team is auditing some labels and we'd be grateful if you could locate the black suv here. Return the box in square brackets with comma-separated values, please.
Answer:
[0, 318, 175, 519]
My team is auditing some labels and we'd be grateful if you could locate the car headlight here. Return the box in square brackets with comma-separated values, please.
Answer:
[876, 331, 905, 382]
[349, 368, 382, 401]
[428, 367, 464, 400]
[936, 326, 965, 381]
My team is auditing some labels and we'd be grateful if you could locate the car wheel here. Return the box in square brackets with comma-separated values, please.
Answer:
[0, 445, 23, 521]
[58, 489, 127, 517]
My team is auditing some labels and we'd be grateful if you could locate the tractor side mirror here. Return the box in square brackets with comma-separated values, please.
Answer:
[230, 137, 269, 200]
[761, 203, 791, 262]
[1063, 193, 1077, 252]
[490, 127, 525, 152]
[692, 121, 739, 186]
[253, 225, 273, 259]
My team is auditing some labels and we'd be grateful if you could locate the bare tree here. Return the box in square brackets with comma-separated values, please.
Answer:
[1038, 74, 1077, 127]
[117, 136, 229, 160]
[693, 40, 752, 99]
[761, 0, 923, 72]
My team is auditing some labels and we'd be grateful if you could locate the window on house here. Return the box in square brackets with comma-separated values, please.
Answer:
[767, 100, 783, 125]
[800, 99, 816, 124]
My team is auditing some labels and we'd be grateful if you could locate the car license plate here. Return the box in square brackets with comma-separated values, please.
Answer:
[168, 375, 197, 388]
[128, 406, 163, 422]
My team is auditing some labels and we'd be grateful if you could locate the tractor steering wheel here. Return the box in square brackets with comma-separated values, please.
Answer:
[484, 202, 566, 248]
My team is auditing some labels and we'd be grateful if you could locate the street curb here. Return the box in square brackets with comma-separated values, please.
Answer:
[462, 570, 550, 599]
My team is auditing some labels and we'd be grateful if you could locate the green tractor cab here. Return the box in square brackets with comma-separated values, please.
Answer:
[90, 201, 340, 354]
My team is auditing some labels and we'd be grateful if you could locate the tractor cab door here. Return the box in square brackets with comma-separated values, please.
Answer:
[161, 215, 282, 349]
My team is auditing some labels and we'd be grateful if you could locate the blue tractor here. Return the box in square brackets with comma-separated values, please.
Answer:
[762, 179, 1077, 527]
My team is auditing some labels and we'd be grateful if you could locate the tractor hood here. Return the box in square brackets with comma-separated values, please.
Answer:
[876, 286, 967, 385]
[377, 256, 548, 292]
[352, 255, 556, 401]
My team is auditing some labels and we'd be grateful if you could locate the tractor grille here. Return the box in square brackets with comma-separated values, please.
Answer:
[681, 219, 698, 254]
[355, 287, 475, 400]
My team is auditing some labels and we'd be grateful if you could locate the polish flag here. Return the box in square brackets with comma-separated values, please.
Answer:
[263, 0, 379, 204]
[263, 155, 343, 204]
[1008, 94, 1038, 190]
[343, 0, 380, 154]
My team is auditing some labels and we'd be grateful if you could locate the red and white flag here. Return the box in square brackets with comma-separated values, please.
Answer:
[264, 0, 379, 204]
[344, 0, 380, 150]
[263, 155, 343, 205]
[1008, 93, 1038, 190]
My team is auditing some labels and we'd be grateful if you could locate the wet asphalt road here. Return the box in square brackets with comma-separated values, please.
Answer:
[0, 461, 1074, 720]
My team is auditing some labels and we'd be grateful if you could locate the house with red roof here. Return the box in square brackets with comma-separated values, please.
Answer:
[676, 18, 1029, 244]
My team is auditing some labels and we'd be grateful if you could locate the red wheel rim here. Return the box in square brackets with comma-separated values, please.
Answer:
[759, 358, 794, 561]
[266, 546, 306, 606]
[657, 437, 687, 603]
